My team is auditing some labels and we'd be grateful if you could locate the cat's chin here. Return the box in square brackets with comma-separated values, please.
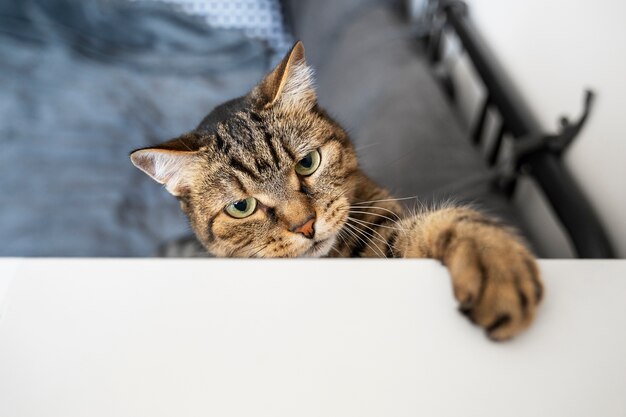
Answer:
[301, 236, 336, 258]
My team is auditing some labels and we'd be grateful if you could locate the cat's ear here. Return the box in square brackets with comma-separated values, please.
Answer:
[130, 145, 201, 196]
[254, 41, 316, 110]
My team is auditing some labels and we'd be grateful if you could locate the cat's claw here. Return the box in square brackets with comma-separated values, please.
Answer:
[445, 236, 543, 341]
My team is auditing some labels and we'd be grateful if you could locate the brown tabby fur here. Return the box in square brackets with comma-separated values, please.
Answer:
[131, 42, 543, 340]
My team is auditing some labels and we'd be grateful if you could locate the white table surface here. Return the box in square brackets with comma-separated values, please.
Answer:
[0, 258, 625, 417]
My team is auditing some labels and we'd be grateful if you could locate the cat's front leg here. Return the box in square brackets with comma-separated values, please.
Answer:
[393, 207, 543, 340]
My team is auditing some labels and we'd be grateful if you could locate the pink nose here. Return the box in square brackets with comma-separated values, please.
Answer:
[291, 217, 316, 239]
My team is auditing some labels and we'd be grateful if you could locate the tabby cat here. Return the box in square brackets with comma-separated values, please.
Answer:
[130, 42, 543, 340]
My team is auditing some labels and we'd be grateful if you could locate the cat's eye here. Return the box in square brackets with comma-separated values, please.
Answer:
[225, 197, 257, 219]
[295, 149, 321, 176]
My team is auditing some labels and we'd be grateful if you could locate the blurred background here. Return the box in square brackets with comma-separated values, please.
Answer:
[0, 0, 624, 258]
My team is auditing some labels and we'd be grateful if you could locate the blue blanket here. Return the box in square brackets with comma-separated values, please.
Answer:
[0, 0, 270, 256]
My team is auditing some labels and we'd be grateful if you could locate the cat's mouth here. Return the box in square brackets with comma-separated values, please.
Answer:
[302, 237, 334, 257]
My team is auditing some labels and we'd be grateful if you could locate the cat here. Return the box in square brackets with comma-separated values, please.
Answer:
[130, 41, 543, 340]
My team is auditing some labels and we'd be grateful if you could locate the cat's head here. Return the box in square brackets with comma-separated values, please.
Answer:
[130, 42, 359, 257]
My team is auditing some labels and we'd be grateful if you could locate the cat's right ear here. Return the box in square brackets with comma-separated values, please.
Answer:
[130, 147, 200, 196]
[253, 41, 316, 110]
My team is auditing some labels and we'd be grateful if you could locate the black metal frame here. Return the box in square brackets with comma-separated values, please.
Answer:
[423, 0, 615, 258]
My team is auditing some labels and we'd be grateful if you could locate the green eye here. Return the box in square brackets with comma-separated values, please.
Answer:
[225, 197, 257, 219]
[295, 149, 321, 176]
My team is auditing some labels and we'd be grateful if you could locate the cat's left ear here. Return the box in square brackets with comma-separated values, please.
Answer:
[130, 141, 201, 196]
[254, 41, 316, 110]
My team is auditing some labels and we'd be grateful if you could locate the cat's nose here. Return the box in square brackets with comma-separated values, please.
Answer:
[291, 216, 316, 239]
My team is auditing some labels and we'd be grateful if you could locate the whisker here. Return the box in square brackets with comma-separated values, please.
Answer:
[347, 217, 396, 257]
[346, 222, 393, 258]
[330, 246, 343, 257]
[354, 142, 383, 152]
[342, 224, 372, 257]
[177, 139, 194, 152]
[349, 205, 401, 220]
[352, 195, 421, 206]
[343, 222, 386, 258]
[333, 188, 351, 200]
[346, 217, 390, 246]
[339, 225, 361, 250]
[348, 210, 403, 227]
[346, 223, 387, 259]
[335, 229, 351, 254]
[348, 216, 408, 232]
[247, 241, 270, 258]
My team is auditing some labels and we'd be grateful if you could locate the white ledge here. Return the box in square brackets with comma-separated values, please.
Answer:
[1, 258, 625, 416]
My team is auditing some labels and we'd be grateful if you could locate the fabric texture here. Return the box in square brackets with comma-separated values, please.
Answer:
[0, 0, 269, 256]
[135, 0, 294, 64]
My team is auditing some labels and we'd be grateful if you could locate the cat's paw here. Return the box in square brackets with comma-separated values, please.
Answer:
[444, 232, 543, 341]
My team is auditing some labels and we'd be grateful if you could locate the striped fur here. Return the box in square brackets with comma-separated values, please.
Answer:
[131, 42, 543, 340]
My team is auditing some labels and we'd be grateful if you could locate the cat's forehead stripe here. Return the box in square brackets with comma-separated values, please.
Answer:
[245, 111, 297, 163]
[213, 131, 229, 153]
[261, 130, 281, 169]
[278, 135, 297, 161]
[207, 112, 303, 183]
[229, 156, 261, 181]
[248, 111, 263, 124]
[243, 110, 283, 169]
[228, 173, 247, 196]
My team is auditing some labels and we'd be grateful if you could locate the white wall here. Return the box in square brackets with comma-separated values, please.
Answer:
[461, 0, 626, 257]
